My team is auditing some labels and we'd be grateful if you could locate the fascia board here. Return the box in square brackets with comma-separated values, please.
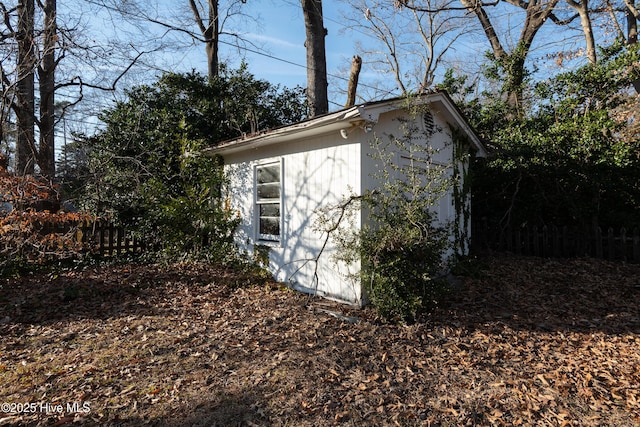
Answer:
[204, 106, 363, 156]
[203, 93, 487, 158]
[429, 92, 488, 157]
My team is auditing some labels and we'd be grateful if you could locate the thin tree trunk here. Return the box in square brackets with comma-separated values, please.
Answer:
[345, 55, 361, 108]
[38, 0, 57, 178]
[566, 0, 597, 64]
[460, 0, 558, 114]
[16, 0, 35, 175]
[205, 0, 219, 80]
[459, 0, 506, 59]
[508, 0, 559, 110]
[627, 1, 638, 44]
[302, 0, 328, 117]
[623, 0, 640, 91]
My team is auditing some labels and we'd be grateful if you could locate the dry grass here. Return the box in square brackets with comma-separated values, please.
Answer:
[0, 256, 639, 426]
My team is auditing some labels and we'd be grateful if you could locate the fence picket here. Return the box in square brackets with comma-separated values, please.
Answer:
[73, 220, 145, 256]
[607, 228, 615, 260]
[474, 223, 639, 263]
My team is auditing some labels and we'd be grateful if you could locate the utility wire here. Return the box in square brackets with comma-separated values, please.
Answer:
[217, 38, 400, 104]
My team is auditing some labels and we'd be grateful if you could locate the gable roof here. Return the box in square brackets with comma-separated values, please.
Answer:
[203, 90, 487, 157]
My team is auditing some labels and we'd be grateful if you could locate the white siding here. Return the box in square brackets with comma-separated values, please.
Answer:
[219, 96, 478, 305]
[224, 135, 363, 305]
[360, 109, 457, 227]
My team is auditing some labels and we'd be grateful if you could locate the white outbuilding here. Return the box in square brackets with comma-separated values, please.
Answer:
[205, 91, 487, 305]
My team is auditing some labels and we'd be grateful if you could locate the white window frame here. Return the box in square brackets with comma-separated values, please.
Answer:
[254, 160, 283, 243]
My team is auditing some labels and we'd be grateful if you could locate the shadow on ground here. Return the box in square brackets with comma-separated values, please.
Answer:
[425, 254, 640, 335]
[149, 390, 269, 427]
[0, 263, 264, 326]
[1, 255, 638, 335]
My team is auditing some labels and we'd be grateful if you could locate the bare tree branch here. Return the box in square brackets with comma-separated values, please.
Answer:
[188, 0, 208, 35]
[55, 50, 148, 93]
[397, 0, 500, 12]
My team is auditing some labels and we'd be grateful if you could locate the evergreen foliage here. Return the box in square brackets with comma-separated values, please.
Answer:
[440, 42, 640, 231]
[317, 102, 456, 322]
[69, 66, 307, 260]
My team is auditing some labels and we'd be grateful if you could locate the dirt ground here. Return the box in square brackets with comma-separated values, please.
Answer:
[0, 255, 639, 426]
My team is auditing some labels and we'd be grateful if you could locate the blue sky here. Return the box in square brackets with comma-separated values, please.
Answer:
[52, 0, 604, 158]
[177, 0, 373, 109]
[63, 0, 597, 130]
[164, 0, 486, 109]
[54, 0, 371, 141]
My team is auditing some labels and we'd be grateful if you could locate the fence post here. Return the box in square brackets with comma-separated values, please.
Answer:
[532, 225, 539, 256]
[542, 225, 549, 257]
[593, 226, 602, 259]
[633, 228, 640, 263]
[621, 227, 627, 262]
[607, 227, 615, 260]
[117, 226, 124, 255]
[99, 221, 106, 256]
[110, 224, 116, 256]
[551, 225, 560, 257]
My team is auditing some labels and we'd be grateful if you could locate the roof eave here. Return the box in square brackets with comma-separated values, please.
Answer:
[203, 92, 488, 158]
[203, 105, 365, 157]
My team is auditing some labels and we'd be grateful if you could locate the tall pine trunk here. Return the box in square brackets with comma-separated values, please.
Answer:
[38, 0, 57, 178]
[302, 0, 328, 117]
[205, 0, 219, 80]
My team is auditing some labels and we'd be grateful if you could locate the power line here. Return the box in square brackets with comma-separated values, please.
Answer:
[217, 37, 400, 104]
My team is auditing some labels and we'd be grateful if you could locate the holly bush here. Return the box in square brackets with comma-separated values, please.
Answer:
[67, 65, 306, 261]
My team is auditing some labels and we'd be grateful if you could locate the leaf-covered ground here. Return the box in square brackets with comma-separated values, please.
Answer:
[0, 256, 639, 426]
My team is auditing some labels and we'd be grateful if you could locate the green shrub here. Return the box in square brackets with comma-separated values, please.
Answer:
[318, 99, 464, 322]
[361, 206, 450, 321]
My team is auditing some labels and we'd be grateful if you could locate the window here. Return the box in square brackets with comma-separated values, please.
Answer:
[255, 162, 282, 241]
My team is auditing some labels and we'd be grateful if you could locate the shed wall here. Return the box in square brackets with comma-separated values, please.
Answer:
[224, 134, 363, 304]
[360, 109, 458, 225]
[220, 100, 475, 305]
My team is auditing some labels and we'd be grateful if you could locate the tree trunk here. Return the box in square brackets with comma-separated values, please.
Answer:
[190, 0, 219, 80]
[459, 0, 506, 59]
[205, 0, 219, 80]
[345, 55, 361, 108]
[566, 0, 597, 64]
[302, 0, 328, 117]
[16, 0, 36, 175]
[38, 0, 57, 178]
[627, 1, 638, 44]
[459, 0, 558, 115]
[505, 0, 559, 111]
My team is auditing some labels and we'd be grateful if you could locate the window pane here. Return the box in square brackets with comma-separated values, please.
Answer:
[260, 217, 280, 236]
[260, 203, 280, 217]
[257, 183, 280, 200]
[257, 165, 280, 184]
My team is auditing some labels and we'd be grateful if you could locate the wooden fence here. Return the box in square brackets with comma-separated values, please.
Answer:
[79, 221, 146, 256]
[473, 223, 640, 263]
[44, 220, 146, 257]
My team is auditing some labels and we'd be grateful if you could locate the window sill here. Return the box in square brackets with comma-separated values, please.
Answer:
[256, 239, 281, 248]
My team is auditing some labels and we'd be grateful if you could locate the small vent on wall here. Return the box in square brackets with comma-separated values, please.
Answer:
[423, 110, 435, 136]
